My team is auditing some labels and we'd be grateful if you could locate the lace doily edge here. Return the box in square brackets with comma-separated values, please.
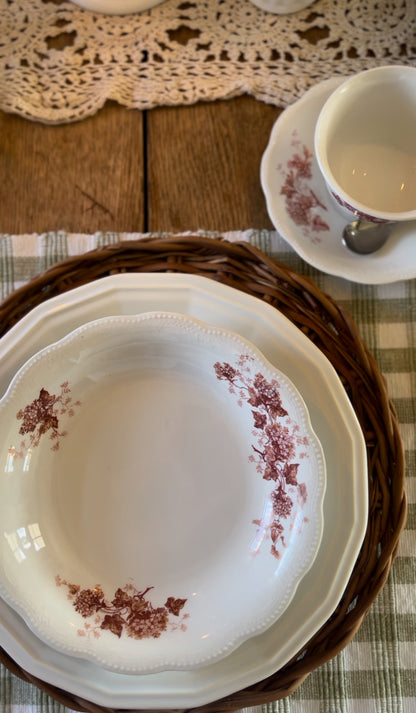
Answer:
[1, 57, 415, 124]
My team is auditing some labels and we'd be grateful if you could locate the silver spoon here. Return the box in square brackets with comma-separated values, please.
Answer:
[342, 219, 396, 255]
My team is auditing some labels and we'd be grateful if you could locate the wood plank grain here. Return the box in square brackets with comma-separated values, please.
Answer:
[0, 101, 145, 234]
[147, 96, 281, 232]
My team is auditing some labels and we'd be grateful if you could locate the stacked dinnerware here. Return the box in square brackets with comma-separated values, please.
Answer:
[0, 273, 367, 709]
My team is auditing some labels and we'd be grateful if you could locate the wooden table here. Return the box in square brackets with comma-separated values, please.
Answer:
[0, 96, 280, 234]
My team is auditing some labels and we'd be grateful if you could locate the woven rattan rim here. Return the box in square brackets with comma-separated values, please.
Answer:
[0, 237, 407, 713]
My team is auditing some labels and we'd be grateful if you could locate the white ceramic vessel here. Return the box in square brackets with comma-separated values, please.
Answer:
[315, 66, 416, 223]
[70, 0, 166, 15]
[249, 0, 316, 13]
[0, 312, 325, 674]
[0, 274, 367, 708]
[261, 77, 416, 283]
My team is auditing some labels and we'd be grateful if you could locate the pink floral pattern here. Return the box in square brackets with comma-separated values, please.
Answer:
[278, 131, 329, 242]
[331, 190, 388, 223]
[56, 576, 188, 641]
[214, 355, 309, 559]
[9, 382, 81, 458]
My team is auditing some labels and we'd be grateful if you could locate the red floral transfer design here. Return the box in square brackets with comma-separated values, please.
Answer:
[9, 382, 81, 458]
[278, 130, 329, 242]
[55, 576, 188, 640]
[214, 355, 309, 559]
[331, 190, 388, 223]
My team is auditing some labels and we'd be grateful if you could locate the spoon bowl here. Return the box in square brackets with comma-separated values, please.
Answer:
[342, 220, 396, 255]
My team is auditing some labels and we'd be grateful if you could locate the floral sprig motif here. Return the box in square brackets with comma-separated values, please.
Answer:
[55, 576, 188, 640]
[9, 382, 81, 458]
[214, 355, 309, 559]
[278, 131, 329, 241]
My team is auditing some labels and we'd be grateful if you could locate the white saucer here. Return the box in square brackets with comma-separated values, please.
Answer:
[261, 77, 416, 284]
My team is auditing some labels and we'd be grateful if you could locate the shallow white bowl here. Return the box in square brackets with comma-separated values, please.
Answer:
[0, 311, 325, 675]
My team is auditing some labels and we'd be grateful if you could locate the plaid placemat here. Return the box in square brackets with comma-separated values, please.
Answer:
[0, 230, 414, 713]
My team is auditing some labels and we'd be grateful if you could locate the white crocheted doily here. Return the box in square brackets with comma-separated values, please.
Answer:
[1, 0, 415, 124]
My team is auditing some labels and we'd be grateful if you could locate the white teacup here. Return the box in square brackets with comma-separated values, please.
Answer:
[248, 0, 316, 12]
[314, 65, 416, 224]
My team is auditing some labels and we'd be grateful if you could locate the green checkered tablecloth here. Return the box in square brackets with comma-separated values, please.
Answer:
[0, 230, 415, 713]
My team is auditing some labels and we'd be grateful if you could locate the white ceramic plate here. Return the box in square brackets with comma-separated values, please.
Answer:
[0, 274, 367, 708]
[261, 77, 416, 284]
[70, 0, 166, 15]
[0, 312, 325, 674]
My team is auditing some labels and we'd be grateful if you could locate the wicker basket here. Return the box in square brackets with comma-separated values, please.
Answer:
[0, 237, 407, 713]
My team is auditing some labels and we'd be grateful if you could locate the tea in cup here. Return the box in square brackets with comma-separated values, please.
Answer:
[314, 65, 416, 223]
